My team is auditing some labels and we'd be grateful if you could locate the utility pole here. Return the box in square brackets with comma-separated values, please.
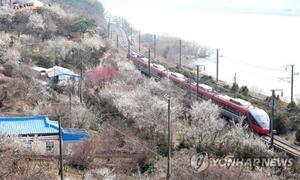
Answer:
[69, 91, 72, 121]
[291, 65, 294, 103]
[197, 65, 199, 101]
[269, 89, 283, 149]
[58, 116, 64, 180]
[79, 59, 83, 104]
[138, 30, 141, 52]
[196, 65, 205, 100]
[216, 49, 219, 82]
[130, 27, 133, 43]
[148, 48, 151, 77]
[167, 97, 171, 180]
[178, 39, 182, 69]
[127, 39, 131, 60]
[234, 73, 237, 84]
[285, 65, 298, 103]
[270, 90, 275, 149]
[116, 35, 119, 48]
[107, 18, 111, 39]
[153, 34, 157, 58]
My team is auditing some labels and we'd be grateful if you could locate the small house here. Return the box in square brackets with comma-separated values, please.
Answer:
[0, 116, 88, 155]
[31, 65, 81, 86]
[46, 66, 80, 85]
[14, 0, 44, 12]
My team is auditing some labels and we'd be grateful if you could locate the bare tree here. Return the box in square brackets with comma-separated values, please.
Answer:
[68, 140, 97, 169]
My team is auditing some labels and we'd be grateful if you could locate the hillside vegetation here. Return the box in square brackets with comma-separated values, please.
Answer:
[52, 0, 106, 28]
[138, 33, 210, 66]
[0, 1, 300, 179]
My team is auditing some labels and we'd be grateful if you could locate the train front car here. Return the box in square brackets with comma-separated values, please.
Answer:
[249, 109, 270, 135]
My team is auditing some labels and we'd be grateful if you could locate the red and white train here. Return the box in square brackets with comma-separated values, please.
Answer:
[129, 52, 270, 135]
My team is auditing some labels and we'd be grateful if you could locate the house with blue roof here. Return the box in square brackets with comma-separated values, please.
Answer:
[46, 66, 80, 85]
[31, 65, 81, 86]
[0, 116, 89, 154]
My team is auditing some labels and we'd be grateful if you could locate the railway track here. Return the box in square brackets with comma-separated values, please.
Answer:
[262, 135, 300, 158]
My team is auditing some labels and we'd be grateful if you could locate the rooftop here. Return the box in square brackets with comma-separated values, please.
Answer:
[46, 66, 80, 78]
[152, 63, 166, 70]
[170, 72, 185, 79]
[0, 116, 59, 135]
[0, 116, 89, 142]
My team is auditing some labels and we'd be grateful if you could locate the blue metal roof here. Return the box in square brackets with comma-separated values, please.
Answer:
[47, 66, 80, 78]
[55, 72, 81, 78]
[0, 116, 89, 142]
[0, 116, 59, 135]
[63, 128, 89, 142]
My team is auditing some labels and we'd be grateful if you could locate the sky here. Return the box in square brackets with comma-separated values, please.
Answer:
[100, 0, 300, 34]
[101, 0, 300, 14]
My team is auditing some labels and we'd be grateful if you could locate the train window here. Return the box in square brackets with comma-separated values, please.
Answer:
[248, 114, 256, 124]
[26, 3, 34, 7]
[223, 106, 243, 117]
[253, 119, 259, 126]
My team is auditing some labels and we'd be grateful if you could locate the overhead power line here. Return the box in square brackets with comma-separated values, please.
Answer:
[221, 56, 287, 72]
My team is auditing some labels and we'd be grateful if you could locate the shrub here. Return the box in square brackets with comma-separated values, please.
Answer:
[223, 84, 230, 89]
[200, 75, 215, 86]
[274, 112, 289, 134]
[223, 122, 273, 159]
[101, 75, 183, 128]
[44, 37, 77, 66]
[154, 60, 168, 68]
[0, 135, 50, 178]
[287, 101, 300, 113]
[70, 16, 97, 36]
[27, 13, 45, 30]
[34, 55, 54, 68]
[68, 140, 96, 170]
[84, 169, 115, 179]
[190, 101, 224, 144]
[175, 68, 195, 81]
[3, 48, 21, 62]
[85, 64, 117, 84]
[231, 82, 239, 93]
[289, 116, 300, 131]
[2, 61, 36, 79]
[239, 86, 249, 96]
[70, 105, 94, 129]
[2, 62, 14, 77]
[0, 32, 13, 63]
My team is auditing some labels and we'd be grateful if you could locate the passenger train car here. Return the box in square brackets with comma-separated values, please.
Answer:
[129, 52, 270, 135]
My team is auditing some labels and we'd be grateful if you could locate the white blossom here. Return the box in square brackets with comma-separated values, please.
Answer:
[45, 37, 78, 59]
[80, 34, 105, 51]
[190, 101, 224, 139]
[3, 48, 21, 62]
[27, 13, 45, 30]
[99, 60, 183, 128]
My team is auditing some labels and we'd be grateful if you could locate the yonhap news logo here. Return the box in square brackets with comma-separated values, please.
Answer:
[191, 152, 294, 173]
[190, 152, 209, 173]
